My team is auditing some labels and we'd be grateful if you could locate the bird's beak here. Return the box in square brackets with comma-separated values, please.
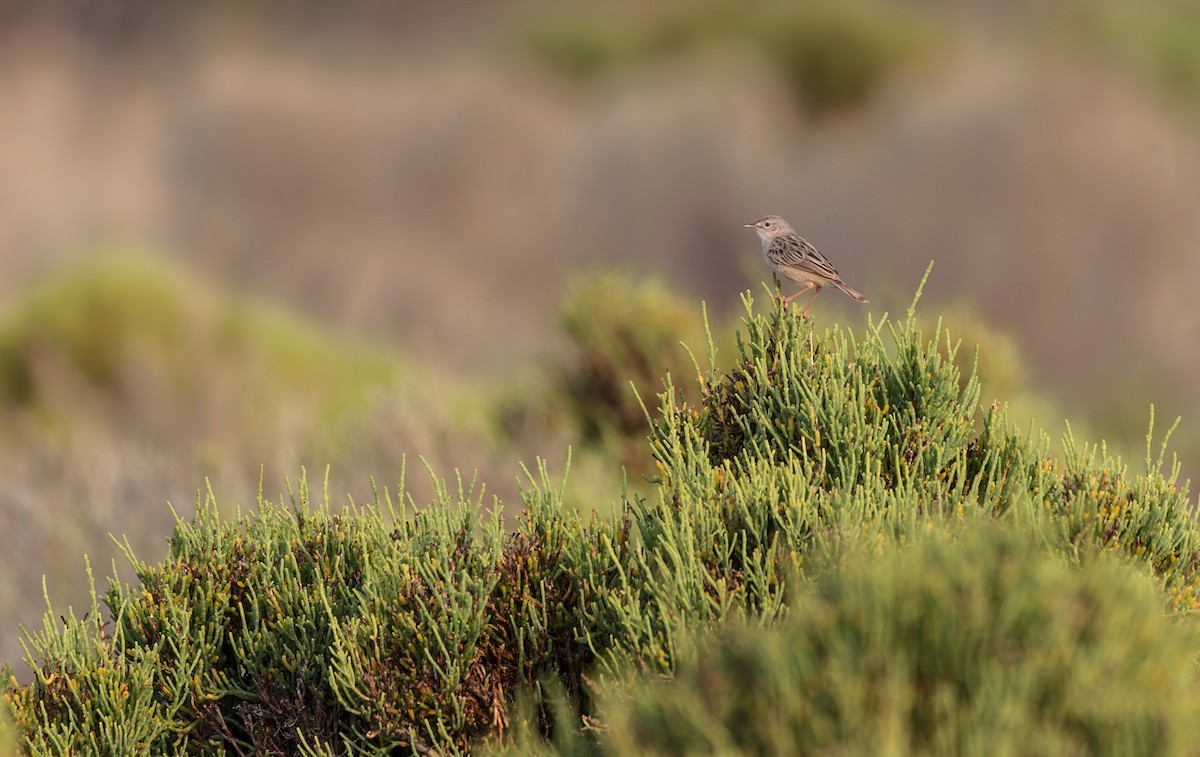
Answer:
[742, 223, 754, 228]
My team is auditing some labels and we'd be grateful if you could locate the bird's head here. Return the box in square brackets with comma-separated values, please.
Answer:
[743, 215, 793, 241]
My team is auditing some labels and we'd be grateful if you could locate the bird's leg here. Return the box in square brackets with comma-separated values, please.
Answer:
[779, 283, 814, 303]
[800, 287, 823, 316]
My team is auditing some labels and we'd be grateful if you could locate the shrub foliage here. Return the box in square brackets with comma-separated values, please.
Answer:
[526, 0, 932, 116]
[5, 277, 1200, 754]
[597, 521, 1200, 756]
[556, 275, 707, 469]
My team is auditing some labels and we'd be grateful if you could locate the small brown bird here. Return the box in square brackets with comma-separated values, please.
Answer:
[745, 215, 868, 315]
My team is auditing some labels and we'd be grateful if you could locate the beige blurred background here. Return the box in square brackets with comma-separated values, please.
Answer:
[2, 0, 1200, 669]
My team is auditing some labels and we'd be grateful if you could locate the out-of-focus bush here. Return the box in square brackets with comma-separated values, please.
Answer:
[595, 520, 1200, 756]
[525, 17, 638, 80]
[1080, 0, 1200, 100]
[0, 254, 394, 437]
[917, 305, 1028, 405]
[748, 1, 929, 115]
[0, 256, 194, 409]
[498, 274, 716, 478]
[0, 254, 408, 674]
[558, 275, 707, 462]
[525, 0, 934, 116]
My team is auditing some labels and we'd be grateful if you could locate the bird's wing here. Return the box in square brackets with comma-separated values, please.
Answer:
[772, 235, 841, 280]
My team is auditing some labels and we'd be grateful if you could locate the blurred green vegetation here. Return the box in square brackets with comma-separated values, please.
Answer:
[593, 520, 1200, 756]
[748, 1, 930, 115]
[6, 276, 1200, 753]
[0, 257, 190, 407]
[491, 274, 728, 510]
[0, 256, 710, 523]
[525, 16, 635, 80]
[552, 275, 718, 472]
[0, 703, 15, 757]
[1080, 0, 1200, 100]
[0, 254, 395, 445]
[526, 0, 934, 115]
[917, 305, 1027, 405]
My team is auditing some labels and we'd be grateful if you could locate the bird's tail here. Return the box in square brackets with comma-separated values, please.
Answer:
[835, 280, 869, 304]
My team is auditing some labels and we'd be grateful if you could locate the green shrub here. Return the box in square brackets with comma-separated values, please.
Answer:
[526, 17, 636, 79]
[0, 700, 16, 757]
[917, 304, 1028, 405]
[0, 254, 394, 420]
[0, 256, 191, 408]
[6, 275, 1200, 754]
[3, 465, 607, 754]
[595, 520, 1200, 756]
[588, 279, 1053, 682]
[3, 560, 190, 755]
[554, 275, 710, 471]
[598, 278, 1199, 684]
[1052, 413, 1200, 612]
[747, 1, 929, 116]
[525, 0, 933, 116]
[1080, 0, 1200, 99]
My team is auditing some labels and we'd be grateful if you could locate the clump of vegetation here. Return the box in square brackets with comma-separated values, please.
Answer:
[0, 255, 193, 408]
[0, 250, 401, 497]
[748, 1, 928, 115]
[3, 463, 620, 754]
[5, 273, 1199, 754]
[1079, 0, 1200, 100]
[0, 253, 394, 425]
[525, 0, 934, 116]
[1054, 415, 1200, 612]
[555, 274, 712, 470]
[917, 305, 1028, 407]
[525, 17, 638, 80]
[594, 519, 1200, 756]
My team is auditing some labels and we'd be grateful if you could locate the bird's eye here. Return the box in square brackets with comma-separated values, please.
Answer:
[763, 221, 772, 227]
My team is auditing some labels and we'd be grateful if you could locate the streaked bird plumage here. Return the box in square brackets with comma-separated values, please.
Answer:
[744, 215, 868, 315]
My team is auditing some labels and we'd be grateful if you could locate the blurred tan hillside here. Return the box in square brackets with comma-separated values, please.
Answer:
[3, 0, 1200, 669]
